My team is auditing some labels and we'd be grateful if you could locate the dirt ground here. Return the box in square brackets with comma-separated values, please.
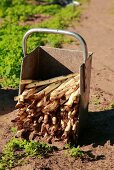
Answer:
[0, 0, 114, 169]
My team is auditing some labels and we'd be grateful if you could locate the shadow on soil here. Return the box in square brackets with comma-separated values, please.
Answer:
[81, 150, 105, 162]
[0, 88, 18, 115]
[79, 109, 114, 147]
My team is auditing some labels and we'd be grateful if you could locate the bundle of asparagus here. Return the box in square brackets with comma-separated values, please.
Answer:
[13, 73, 80, 144]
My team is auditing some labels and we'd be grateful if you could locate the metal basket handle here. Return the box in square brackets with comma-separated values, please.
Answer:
[23, 28, 88, 62]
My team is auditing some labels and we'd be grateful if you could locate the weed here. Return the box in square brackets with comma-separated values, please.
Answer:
[10, 127, 17, 133]
[24, 141, 53, 157]
[0, 138, 54, 170]
[69, 146, 84, 158]
[64, 144, 84, 158]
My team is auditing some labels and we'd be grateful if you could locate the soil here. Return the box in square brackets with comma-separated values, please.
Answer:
[0, 0, 114, 169]
[20, 14, 51, 26]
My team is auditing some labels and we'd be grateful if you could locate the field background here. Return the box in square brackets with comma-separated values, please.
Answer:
[0, 0, 87, 87]
[0, 0, 114, 169]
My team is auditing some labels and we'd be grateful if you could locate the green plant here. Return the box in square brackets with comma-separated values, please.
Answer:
[10, 127, 17, 133]
[0, 138, 25, 169]
[69, 146, 84, 158]
[24, 141, 53, 157]
[0, 138, 54, 170]
[111, 102, 114, 109]
[64, 145, 84, 158]
[64, 143, 72, 149]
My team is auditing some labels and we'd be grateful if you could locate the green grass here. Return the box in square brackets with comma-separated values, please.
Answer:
[0, 138, 83, 169]
[64, 144, 84, 158]
[0, 138, 54, 170]
[0, 0, 88, 88]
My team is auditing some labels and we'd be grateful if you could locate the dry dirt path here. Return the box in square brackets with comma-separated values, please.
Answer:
[72, 0, 114, 169]
[70, 0, 114, 111]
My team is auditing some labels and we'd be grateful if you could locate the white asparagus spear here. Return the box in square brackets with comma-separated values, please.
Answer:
[52, 116, 57, 125]
[36, 96, 47, 107]
[71, 109, 77, 117]
[21, 79, 34, 84]
[50, 125, 58, 135]
[65, 81, 79, 98]
[36, 96, 49, 107]
[14, 89, 29, 101]
[31, 91, 45, 100]
[29, 131, 36, 140]
[14, 85, 48, 102]
[68, 109, 77, 119]
[68, 111, 72, 119]
[61, 120, 65, 129]
[51, 77, 73, 93]
[41, 123, 46, 135]
[65, 120, 71, 132]
[28, 100, 36, 109]
[15, 101, 24, 109]
[72, 120, 79, 133]
[36, 99, 44, 108]
[14, 88, 37, 101]
[25, 73, 78, 89]
[65, 88, 80, 107]
[33, 81, 62, 101]
[50, 74, 79, 100]
[44, 114, 48, 124]
[21, 74, 77, 86]
[72, 122, 77, 131]
[58, 83, 79, 105]
[38, 116, 43, 123]
[42, 100, 59, 113]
